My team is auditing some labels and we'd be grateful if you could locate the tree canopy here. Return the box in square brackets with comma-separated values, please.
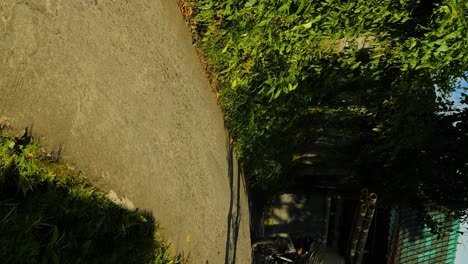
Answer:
[189, 0, 468, 217]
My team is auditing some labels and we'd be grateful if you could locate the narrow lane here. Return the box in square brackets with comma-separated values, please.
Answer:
[0, 1, 251, 262]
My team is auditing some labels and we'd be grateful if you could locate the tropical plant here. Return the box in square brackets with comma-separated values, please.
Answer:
[188, 0, 468, 218]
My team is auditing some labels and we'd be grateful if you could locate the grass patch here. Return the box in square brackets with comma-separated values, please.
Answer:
[0, 127, 184, 264]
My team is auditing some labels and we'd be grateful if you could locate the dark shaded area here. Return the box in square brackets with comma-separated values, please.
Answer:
[422, 110, 468, 211]
[362, 207, 391, 264]
[224, 134, 243, 264]
[263, 193, 326, 239]
[390, 0, 443, 38]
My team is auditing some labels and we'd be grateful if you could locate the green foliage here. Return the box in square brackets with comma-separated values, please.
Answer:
[189, 0, 468, 213]
[0, 130, 181, 264]
[193, 0, 467, 99]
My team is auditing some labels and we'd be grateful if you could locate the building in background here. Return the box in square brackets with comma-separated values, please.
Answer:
[386, 207, 460, 264]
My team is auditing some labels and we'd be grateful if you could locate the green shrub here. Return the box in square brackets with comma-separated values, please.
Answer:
[188, 0, 468, 213]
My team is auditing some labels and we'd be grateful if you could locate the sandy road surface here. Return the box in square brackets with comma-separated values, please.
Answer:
[0, 0, 251, 263]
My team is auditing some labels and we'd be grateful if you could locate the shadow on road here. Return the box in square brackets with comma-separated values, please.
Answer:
[224, 134, 243, 264]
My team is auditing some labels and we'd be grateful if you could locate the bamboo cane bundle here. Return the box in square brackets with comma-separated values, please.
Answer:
[346, 188, 369, 262]
[354, 193, 377, 264]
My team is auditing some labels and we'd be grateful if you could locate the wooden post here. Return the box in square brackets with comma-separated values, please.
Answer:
[332, 194, 343, 251]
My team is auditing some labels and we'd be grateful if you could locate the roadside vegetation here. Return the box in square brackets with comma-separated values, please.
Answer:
[0, 127, 183, 264]
[186, 0, 468, 223]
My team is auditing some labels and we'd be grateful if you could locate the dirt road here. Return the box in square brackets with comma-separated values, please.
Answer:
[0, 1, 251, 263]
